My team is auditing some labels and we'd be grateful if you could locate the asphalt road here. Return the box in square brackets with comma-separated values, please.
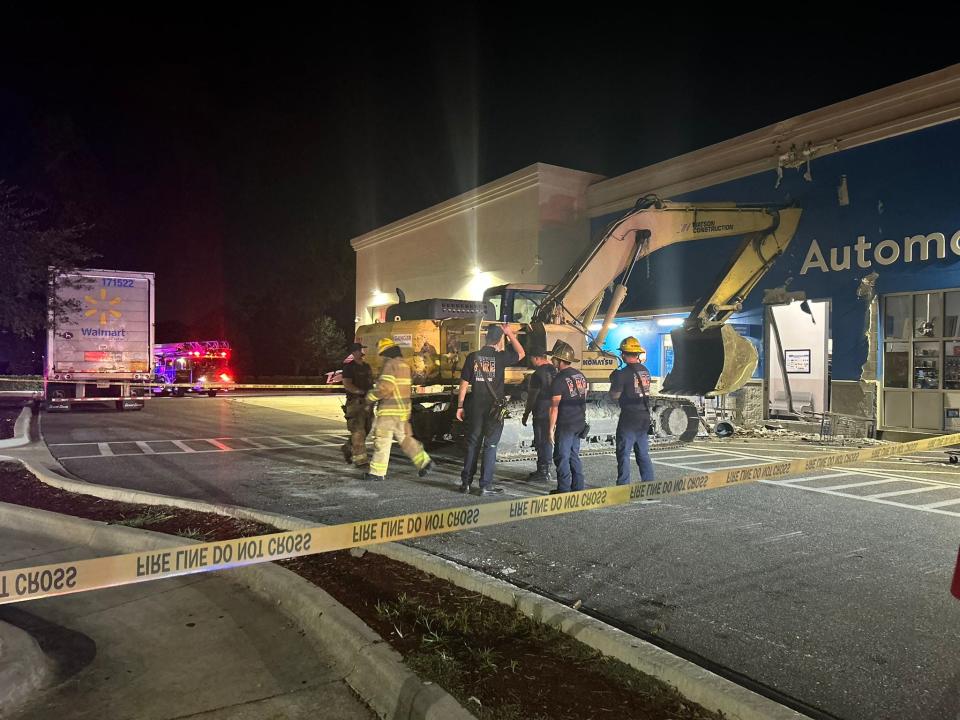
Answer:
[39, 394, 960, 720]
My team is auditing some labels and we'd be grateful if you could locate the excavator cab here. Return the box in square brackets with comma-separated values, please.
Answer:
[661, 324, 758, 397]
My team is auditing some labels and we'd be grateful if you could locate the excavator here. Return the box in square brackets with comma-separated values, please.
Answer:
[354, 195, 802, 459]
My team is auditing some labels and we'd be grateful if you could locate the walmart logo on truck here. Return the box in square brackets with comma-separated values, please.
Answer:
[84, 288, 123, 326]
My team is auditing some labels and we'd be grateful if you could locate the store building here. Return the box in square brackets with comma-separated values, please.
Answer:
[352, 65, 960, 436]
[350, 164, 601, 325]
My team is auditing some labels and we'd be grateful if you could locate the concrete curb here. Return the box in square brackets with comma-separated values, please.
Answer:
[0, 446, 810, 720]
[0, 616, 52, 717]
[0, 500, 472, 720]
[0, 407, 32, 450]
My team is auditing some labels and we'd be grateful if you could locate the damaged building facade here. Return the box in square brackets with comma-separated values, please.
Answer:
[352, 65, 960, 437]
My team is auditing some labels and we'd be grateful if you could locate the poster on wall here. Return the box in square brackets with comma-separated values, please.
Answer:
[784, 349, 811, 373]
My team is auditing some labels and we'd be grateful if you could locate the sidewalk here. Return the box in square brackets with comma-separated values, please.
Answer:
[0, 527, 374, 720]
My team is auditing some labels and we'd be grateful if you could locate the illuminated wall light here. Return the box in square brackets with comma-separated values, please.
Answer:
[656, 317, 684, 327]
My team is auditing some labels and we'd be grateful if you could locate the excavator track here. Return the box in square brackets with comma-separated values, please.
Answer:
[493, 393, 700, 461]
[410, 391, 701, 462]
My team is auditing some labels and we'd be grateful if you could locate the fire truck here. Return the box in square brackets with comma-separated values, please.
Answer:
[153, 340, 235, 396]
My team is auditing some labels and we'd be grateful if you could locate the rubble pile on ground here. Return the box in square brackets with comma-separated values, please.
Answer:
[703, 424, 887, 447]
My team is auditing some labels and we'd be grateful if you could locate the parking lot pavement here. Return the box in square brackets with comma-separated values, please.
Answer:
[647, 437, 960, 518]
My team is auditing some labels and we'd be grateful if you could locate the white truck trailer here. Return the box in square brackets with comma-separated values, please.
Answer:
[45, 268, 155, 411]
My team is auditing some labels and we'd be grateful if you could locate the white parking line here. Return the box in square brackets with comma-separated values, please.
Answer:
[680, 456, 766, 466]
[270, 437, 302, 446]
[56, 442, 345, 460]
[206, 439, 231, 451]
[758, 483, 960, 517]
[135, 441, 155, 455]
[770, 471, 855, 484]
[817, 478, 901, 491]
[172, 440, 197, 453]
[921, 497, 960, 509]
[867, 485, 948, 499]
[653, 458, 763, 473]
[97, 443, 113, 457]
[48, 432, 344, 447]
[649, 452, 717, 460]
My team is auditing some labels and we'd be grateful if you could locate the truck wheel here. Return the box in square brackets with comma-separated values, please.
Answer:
[207, 390, 218, 397]
[173, 388, 185, 397]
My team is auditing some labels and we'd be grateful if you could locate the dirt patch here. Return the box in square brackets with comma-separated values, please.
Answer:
[0, 463, 724, 720]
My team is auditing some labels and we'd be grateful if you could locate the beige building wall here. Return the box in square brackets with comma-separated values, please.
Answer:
[350, 163, 602, 326]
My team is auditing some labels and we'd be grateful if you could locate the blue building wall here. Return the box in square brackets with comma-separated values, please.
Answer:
[591, 119, 960, 382]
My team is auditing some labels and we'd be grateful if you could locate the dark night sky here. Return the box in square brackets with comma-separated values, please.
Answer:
[2, 11, 958, 369]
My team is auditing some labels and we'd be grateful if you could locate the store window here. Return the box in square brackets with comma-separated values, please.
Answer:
[882, 291, 960, 431]
[945, 291, 960, 337]
[945, 341, 960, 389]
[883, 342, 909, 388]
[884, 295, 911, 338]
[914, 293, 941, 337]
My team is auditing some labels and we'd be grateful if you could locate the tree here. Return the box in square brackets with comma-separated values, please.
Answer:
[304, 315, 347, 374]
[0, 181, 95, 338]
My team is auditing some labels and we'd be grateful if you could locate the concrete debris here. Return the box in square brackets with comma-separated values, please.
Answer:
[349, 547, 367, 558]
[799, 434, 887, 446]
[708, 425, 887, 446]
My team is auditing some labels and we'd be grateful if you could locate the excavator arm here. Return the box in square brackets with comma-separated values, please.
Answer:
[536, 196, 802, 396]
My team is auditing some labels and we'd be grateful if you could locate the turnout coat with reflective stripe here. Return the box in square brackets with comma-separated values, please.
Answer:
[366, 356, 413, 419]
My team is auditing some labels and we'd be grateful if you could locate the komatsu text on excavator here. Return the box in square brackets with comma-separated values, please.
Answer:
[355, 195, 802, 459]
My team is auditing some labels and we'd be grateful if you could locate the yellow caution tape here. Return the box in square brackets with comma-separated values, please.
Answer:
[2, 432, 958, 605]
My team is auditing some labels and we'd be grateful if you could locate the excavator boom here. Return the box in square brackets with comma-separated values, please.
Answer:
[537, 197, 802, 396]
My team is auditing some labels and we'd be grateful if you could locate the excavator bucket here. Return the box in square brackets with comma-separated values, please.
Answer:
[661, 324, 758, 397]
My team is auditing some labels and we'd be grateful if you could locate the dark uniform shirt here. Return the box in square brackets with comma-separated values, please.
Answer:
[609, 362, 652, 428]
[550, 366, 588, 430]
[529, 364, 558, 419]
[461, 346, 520, 406]
[342, 359, 373, 395]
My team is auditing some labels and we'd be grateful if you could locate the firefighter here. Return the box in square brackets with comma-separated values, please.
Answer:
[521, 347, 557, 483]
[608, 336, 655, 484]
[341, 342, 373, 468]
[456, 324, 525, 496]
[548, 340, 588, 494]
[364, 338, 433, 481]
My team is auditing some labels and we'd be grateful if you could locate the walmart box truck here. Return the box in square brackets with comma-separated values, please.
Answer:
[46, 268, 155, 411]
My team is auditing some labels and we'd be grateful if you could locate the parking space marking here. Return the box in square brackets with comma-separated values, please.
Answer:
[921, 497, 960, 509]
[270, 437, 302, 446]
[817, 478, 901, 491]
[775, 471, 856, 484]
[868, 485, 946, 499]
[680, 456, 767, 466]
[53, 431, 353, 460]
[668, 440, 960, 518]
[649, 452, 717, 460]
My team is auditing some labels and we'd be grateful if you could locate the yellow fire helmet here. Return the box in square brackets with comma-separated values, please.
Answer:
[377, 337, 398, 355]
[619, 336, 646, 354]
